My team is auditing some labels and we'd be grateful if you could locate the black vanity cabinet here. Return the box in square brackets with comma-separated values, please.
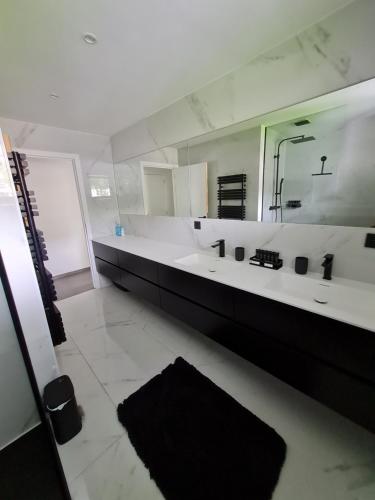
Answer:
[94, 245, 160, 307]
[93, 241, 375, 433]
[121, 270, 160, 307]
[158, 264, 234, 318]
[94, 258, 122, 285]
[118, 251, 158, 284]
[92, 241, 119, 266]
[234, 290, 375, 385]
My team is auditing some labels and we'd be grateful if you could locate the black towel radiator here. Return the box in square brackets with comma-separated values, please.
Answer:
[217, 174, 246, 220]
[8, 151, 66, 346]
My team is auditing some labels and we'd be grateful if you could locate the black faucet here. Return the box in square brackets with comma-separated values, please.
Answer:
[322, 253, 334, 280]
[211, 239, 225, 257]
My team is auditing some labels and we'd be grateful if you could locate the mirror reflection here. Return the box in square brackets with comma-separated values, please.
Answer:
[115, 149, 208, 217]
[263, 102, 375, 226]
[114, 78, 375, 227]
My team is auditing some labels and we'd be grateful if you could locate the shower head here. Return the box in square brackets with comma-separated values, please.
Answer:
[290, 135, 316, 144]
[294, 119, 311, 126]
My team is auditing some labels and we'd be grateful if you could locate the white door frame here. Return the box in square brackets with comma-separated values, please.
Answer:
[17, 148, 99, 288]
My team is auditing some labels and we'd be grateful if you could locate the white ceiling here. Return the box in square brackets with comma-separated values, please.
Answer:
[0, 0, 352, 136]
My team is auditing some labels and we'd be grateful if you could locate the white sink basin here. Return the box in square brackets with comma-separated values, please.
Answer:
[265, 273, 375, 317]
[174, 253, 240, 275]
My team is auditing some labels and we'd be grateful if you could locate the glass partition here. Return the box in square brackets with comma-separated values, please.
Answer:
[0, 270, 39, 450]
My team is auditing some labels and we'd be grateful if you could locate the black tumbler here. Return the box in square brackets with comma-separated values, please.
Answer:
[295, 256, 308, 275]
[235, 247, 245, 261]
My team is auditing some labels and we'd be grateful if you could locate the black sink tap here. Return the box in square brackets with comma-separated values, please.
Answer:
[211, 239, 225, 258]
[322, 253, 334, 280]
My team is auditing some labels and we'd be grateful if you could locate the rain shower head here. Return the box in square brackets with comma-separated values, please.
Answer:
[294, 119, 311, 126]
[290, 135, 316, 144]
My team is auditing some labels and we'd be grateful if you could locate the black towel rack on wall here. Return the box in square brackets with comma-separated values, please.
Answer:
[8, 151, 66, 346]
[217, 174, 246, 220]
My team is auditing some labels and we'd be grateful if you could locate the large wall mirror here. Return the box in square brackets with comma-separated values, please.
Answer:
[114, 78, 375, 227]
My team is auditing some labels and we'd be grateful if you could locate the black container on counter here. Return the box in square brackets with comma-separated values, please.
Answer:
[235, 247, 245, 261]
[295, 256, 309, 275]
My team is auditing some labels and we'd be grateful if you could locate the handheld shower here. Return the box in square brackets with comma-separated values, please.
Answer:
[312, 156, 333, 176]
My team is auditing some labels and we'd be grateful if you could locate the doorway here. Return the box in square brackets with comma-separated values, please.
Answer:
[143, 166, 175, 216]
[25, 154, 94, 300]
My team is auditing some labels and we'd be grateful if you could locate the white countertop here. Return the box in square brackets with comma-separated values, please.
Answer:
[93, 235, 375, 333]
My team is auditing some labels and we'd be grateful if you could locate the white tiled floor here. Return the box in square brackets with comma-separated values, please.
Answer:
[56, 286, 375, 500]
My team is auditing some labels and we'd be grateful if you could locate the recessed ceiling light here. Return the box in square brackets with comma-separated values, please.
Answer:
[82, 32, 98, 45]
[49, 93, 59, 99]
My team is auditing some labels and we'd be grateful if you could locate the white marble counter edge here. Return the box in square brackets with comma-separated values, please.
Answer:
[92, 235, 375, 333]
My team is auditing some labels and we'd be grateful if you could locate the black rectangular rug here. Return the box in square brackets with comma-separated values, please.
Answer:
[117, 357, 286, 500]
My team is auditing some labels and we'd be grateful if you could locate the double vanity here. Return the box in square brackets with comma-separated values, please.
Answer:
[92, 235, 375, 433]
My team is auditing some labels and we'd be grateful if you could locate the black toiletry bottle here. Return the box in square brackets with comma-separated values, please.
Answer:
[295, 256, 308, 275]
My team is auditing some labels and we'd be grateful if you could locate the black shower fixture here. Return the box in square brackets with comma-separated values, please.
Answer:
[271, 134, 316, 222]
[312, 156, 333, 176]
[294, 119, 310, 126]
[291, 135, 316, 144]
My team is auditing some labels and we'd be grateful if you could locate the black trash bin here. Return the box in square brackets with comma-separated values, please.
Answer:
[44, 375, 82, 444]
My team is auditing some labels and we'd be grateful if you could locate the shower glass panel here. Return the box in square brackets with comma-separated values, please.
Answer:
[0, 274, 39, 450]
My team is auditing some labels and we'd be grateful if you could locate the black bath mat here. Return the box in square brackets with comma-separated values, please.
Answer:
[117, 357, 286, 500]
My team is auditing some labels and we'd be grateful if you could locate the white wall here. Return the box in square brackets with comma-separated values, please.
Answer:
[0, 116, 117, 240]
[0, 115, 118, 288]
[120, 214, 375, 285]
[178, 128, 261, 220]
[0, 132, 59, 394]
[111, 0, 375, 163]
[27, 157, 90, 276]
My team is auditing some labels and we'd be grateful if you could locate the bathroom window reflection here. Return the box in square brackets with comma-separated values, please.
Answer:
[89, 175, 112, 198]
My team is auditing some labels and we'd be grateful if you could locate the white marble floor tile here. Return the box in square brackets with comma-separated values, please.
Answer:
[69, 434, 164, 500]
[57, 287, 144, 340]
[56, 337, 124, 483]
[65, 311, 176, 406]
[55, 336, 81, 358]
[56, 286, 375, 500]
